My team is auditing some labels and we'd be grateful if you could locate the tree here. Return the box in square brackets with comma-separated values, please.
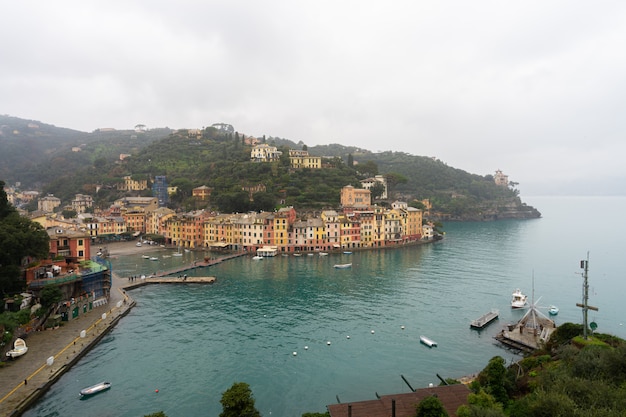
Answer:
[251, 192, 276, 212]
[219, 382, 261, 417]
[62, 209, 77, 219]
[415, 395, 449, 417]
[476, 356, 512, 405]
[385, 173, 408, 200]
[0, 182, 50, 295]
[347, 153, 354, 167]
[456, 390, 505, 417]
[358, 160, 378, 178]
[40, 285, 63, 309]
[369, 182, 386, 200]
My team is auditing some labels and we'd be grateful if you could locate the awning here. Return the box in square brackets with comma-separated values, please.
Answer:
[210, 242, 228, 248]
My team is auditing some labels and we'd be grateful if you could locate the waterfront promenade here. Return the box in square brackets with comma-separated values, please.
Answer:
[0, 242, 224, 417]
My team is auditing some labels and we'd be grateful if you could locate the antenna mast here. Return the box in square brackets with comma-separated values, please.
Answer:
[576, 252, 598, 339]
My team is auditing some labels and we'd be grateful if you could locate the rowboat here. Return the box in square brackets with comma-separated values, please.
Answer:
[419, 335, 437, 347]
[80, 381, 111, 397]
[334, 263, 352, 269]
[6, 338, 28, 358]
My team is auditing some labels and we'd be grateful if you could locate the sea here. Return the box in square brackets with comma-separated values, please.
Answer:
[22, 196, 626, 417]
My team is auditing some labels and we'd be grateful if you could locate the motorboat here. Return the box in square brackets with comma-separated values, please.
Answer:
[548, 305, 559, 315]
[319, 252, 329, 256]
[142, 255, 150, 259]
[334, 263, 352, 269]
[149, 257, 158, 261]
[80, 381, 111, 397]
[252, 255, 264, 260]
[293, 253, 302, 257]
[343, 251, 352, 255]
[419, 335, 437, 347]
[6, 338, 28, 358]
[511, 289, 528, 309]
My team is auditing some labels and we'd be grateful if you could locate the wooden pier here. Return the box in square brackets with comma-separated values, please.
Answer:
[470, 310, 499, 329]
[123, 276, 216, 290]
[150, 252, 247, 278]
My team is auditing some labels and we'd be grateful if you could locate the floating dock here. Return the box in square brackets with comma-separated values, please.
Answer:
[123, 276, 216, 290]
[470, 310, 499, 329]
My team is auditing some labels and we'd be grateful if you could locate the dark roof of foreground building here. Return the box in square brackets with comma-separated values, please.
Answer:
[327, 384, 470, 417]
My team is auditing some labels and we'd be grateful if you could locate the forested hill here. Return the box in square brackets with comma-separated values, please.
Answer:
[0, 116, 539, 219]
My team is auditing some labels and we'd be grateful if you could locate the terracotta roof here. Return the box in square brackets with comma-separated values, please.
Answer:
[327, 384, 470, 417]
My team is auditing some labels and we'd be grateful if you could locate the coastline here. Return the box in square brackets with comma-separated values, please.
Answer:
[0, 238, 442, 416]
[0, 241, 147, 417]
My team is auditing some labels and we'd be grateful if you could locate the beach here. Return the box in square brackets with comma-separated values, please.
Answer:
[0, 241, 143, 417]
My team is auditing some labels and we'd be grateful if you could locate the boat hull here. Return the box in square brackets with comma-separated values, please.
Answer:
[80, 382, 111, 397]
[6, 338, 28, 358]
[419, 335, 437, 347]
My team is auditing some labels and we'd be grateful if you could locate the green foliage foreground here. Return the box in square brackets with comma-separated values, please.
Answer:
[465, 323, 626, 417]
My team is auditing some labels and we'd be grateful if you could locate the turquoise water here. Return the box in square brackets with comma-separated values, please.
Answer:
[22, 196, 626, 417]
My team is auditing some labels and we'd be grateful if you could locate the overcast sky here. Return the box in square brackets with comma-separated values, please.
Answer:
[3, 1, 625, 196]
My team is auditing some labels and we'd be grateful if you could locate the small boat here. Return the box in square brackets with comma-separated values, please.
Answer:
[293, 253, 302, 257]
[470, 309, 499, 329]
[343, 251, 352, 255]
[252, 256, 264, 260]
[319, 252, 329, 256]
[6, 338, 28, 358]
[420, 335, 437, 347]
[149, 257, 158, 261]
[334, 263, 352, 269]
[548, 305, 559, 315]
[80, 381, 111, 397]
[136, 242, 142, 247]
[511, 288, 528, 309]
[142, 255, 150, 259]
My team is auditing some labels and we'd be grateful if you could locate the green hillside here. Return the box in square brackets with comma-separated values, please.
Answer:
[0, 116, 539, 218]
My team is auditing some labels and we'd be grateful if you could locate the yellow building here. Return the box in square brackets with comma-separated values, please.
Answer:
[340, 185, 371, 209]
[117, 175, 148, 191]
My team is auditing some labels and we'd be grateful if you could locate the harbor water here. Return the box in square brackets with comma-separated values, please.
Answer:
[22, 196, 626, 417]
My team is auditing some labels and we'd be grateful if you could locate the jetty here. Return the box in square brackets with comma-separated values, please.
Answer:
[470, 310, 499, 329]
[123, 276, 216, 290]
[147, 252, 247, 278]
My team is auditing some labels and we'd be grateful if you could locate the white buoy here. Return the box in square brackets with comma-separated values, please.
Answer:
[327, 341, 331, 345]
[293, 351, 297, 356]
[304, 346, 309, 350]
[346, 335, 350, 339]
[371, 330, 375, 334]
[401, 325, 405, 330]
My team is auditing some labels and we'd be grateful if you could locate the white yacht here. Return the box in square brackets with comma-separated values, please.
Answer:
[511, 288, 528, 308]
